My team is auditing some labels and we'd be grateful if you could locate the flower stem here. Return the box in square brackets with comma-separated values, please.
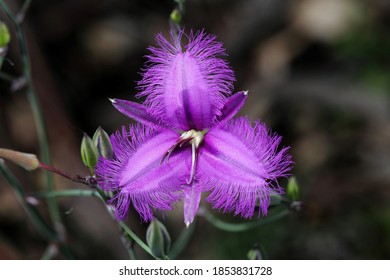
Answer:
[36, 161, 154, 259]
[118, 221, 155, 258]
[0, 71, 15, 82]
[197, 206, 290, 232]
[168, 218, 197, 259]
[0, 160, 57, 241]
[34, 189, 99, 199]
[16, 0, 32, 23]
[40, 244, 58, 260]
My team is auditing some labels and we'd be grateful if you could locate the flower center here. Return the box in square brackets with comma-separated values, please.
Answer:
[162, 129, 206, 184]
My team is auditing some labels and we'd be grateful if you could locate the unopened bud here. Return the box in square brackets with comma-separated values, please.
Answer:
[0, 148, 39, 171]
[92, 126, 113, 159]
[146, 219, 171, 259]
[0, 22, 11, 48]
[247, 244, 263, 260]
[80, 133, 98, 174]
[286, 176, 300, 201]
[170, 9, 181, 25]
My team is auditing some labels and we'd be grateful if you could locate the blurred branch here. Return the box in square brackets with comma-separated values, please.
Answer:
[0, 0, 65, 241]
[34, 189, 99, 199]
[168, 218, 196, 259]
[32, 167, 153, 259]
[0, 71, 14, 82]
[119, 221, 155, 259]
[174, 0, 185, 13]
[170, 0, 186, 34]
[197, 206, 290, 232]
[120, 233, 137, 260]
[16, 0, 32, 23]
[0, 160, 57, 241]
[40, 243, 58, 260]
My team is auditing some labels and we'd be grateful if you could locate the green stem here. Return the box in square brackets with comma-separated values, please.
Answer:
[34, 160, 152, 259]
[40, 244, 58, 260]
[90, 187, 152, 259]
[197, 207, 290, 232]
[0, 0, 64, 240]
[168, 218, 196, 259]
[118, 221, 155, 258]
[0, 54, 4, 70]
[174, 0, 186, 13]
[16, 0, 32, 23]
[0, 71, 15, 82]
[120, 234, 137, 260]
[170, 0, 186, 36]
[34, 189, 99, 199]
[0, 160, 57, 241]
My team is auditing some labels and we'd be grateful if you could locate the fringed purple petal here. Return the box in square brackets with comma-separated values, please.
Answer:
[110, 98, 165, 129]
[137, 30, 235, 130]
[183, 182, 202, 227]
[95, 125, 190, 222]
[198, 117, 292, 218]
[216, 91, 248, 127]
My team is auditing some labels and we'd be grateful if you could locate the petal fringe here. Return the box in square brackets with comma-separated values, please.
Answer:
[137, 30, 235, 130]
[199, 117, 293, 218]
[95, 125, 190, 222]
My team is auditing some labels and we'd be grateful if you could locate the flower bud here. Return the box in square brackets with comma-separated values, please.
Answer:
[80, 133, 98, 174]
[93, 126, 113, 159]
[247, 244, 263, 260]
[0, 148, 39, 171]
[170, 9, 181, 25]
[146, 219, 171, 259]
[286, 176, 300, 201]
[0, 22, 11, 48]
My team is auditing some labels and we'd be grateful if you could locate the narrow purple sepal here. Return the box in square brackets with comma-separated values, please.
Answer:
[217, 91, 248, 127]
[111, 98, 164, 129]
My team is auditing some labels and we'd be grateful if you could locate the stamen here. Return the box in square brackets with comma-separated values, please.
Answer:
[186, 142, 197, 184]
[161, 141, 180, 163]
[161, 129, 205, 184]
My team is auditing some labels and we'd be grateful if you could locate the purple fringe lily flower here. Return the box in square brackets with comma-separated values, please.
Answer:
[95, 30, 292, 226]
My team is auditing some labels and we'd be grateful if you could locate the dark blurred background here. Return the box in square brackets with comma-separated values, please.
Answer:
[1, 0, 390, 259]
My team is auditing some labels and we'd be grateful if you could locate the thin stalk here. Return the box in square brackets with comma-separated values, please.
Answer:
[1, 0, 68, 254]
[118, 221, 154, 258]
[168, 218, 196, 259]
[197, 206, 290, 232]
[170, 0, 186, 36]
[37, 161, 151, 259]
[40, 244, 58, 260]
[0, 160, 57, 241]
[34, 189, 99, 199]
[16, 0, 32, 23]
[0, 54, 4, 69]
[120, 234, 137, 260]
[82, 184, 151, 259]
[0, 71, 14, 82]
[174, 0, 186, 13]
